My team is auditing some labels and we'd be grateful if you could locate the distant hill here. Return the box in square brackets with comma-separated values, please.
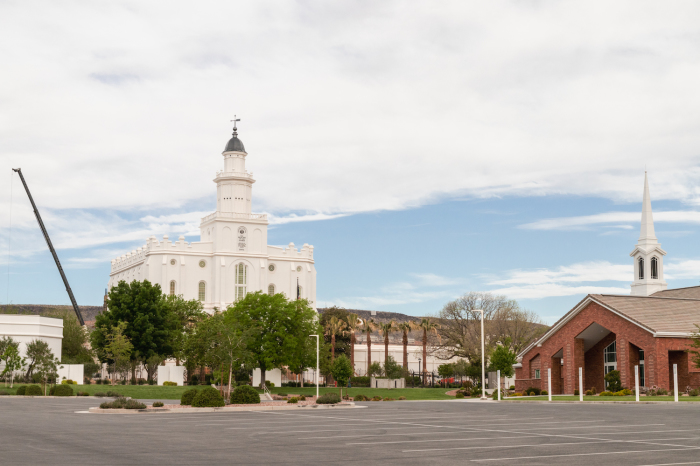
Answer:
[318, 307, 427, 345]
[0, 304, 104, 328]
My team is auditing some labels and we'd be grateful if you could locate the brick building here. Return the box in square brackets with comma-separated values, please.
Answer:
[515, 174, 700, 394]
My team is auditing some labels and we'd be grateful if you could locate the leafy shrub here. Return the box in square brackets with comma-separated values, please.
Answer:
[541, 390, 548, 396]
[657, 388, 669, 396]
[471, 390, 480, 398]
[350, 376, 370, 387]
[26, 385, 43, 396]
[455, 392, 465, 399]
[230, 385, 260, 404]
[50, 384, 74, 396]
[152, 401, 164, 407]
[61, 379, 73, 385]
[353, 394, 369, 401]
[513, 392, 522, 397]
[526, 387, 541, 396]
[690, 389, 700, 397]
[0, 390, 9, 396]
[94, 379, 101, 385]
[192, 387, 225, 407]
[94, 392, 107, 397]
[148, 379, 155, 385]
[574, 389, 579, 396]
[100, 397, 146, 409]
[278, 393, 288, 396]
[180, 388, 199, 406]
[621, 389, 633, 396]
[585, 390, 593, 396]
[383, 397, 395, 401]
[599, 391, 613, 396]
[398, 396, 406, 400]
[106, 391, 122, 397]
[371, 396, 382, 402]
[317, 393, 342, 404]
[119, 380, 126, 385]
[101, 379, 110, 385]
[509, 385, 515, 390]
[138, 378, 145, 385]
[163, 381, 177, 386]
[589, 386, 597, 395]
[299, 395, 306, 401]
[604, 370, 622, 392]
[77, 391, 89, 396]
[288, 397, 299, 404]
[16, 386, 27, 395]
[84, 378, 92, 385]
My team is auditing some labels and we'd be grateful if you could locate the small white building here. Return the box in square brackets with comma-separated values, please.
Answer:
[353, 344, 463, 376]
[0, 314, 63, 361]
[108, 122, 317, 313]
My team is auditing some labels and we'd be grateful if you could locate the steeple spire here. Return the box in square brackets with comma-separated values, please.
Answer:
[639, 171, 657, 244]
[630, 171, 667, 296]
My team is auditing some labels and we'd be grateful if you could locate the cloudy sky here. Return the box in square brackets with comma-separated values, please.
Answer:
[2, 1, 700, 323]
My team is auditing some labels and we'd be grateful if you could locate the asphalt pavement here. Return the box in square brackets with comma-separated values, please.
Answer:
[2, 397, 700, 465]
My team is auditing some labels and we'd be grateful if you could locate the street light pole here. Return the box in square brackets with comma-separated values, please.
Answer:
[309, 335, 319, 399]
[475, 309, 487, 400]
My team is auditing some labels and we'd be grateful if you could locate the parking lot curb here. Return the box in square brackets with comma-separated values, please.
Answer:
[88, 402, 364, 414]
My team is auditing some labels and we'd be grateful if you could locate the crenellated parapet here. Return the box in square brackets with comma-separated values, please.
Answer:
[268, 242, 314, 260]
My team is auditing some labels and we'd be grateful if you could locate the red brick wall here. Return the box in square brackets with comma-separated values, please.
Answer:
[583, 332, 615, 393]
[515, 300, 700, 392]
[529, 354, 541, 379]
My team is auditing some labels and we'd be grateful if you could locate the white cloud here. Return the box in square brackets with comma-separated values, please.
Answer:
[484, 261, 631, 299]
[666, 259, 700, 280]
[520, 211, 700, 231]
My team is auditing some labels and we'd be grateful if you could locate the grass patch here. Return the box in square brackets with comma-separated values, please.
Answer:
[0, 384, 204, 399]
[503, 395, 700, 402]
[268, 387, 454, 400]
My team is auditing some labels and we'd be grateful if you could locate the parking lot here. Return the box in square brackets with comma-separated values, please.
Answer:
[3, 397, 700, 465]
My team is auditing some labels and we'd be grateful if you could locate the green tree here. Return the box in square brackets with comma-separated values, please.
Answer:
[210, 311, 255, 398]
[24, 339, 53, 381]
[226, 292, 318, 388]
[92, 280, 178, 381]
[359, 318, 377, 376]
[378, 321, 398, 366]
[320, 307, 352, 358]
[330, 354, 353, 399]
[367, 361, 382, 377]
[438, 363, 454, 387]
[162, 294, 205, 365]
[604, 370, 622, 392]
[44, 309, 94, 363]
[102, 322, 134, 385]
[324, 316, 348, 362]
[34, 349, 61, 396]
[489, 339, 517, 388]
[1, 344, 24, 388]
[418, 318, 440, 380]
[382, 355, 404, 379]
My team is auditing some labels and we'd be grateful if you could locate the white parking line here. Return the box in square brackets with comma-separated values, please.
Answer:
[348, 434, 543, 445]
[637, 462, 700, 466]
[470, 447, 700, 462]
[403, 440, 612, 453]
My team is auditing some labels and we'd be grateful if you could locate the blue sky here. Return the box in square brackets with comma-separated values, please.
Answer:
[2, 2, 700, 324]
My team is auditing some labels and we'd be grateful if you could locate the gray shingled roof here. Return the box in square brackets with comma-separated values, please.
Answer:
[592, 294, 700, 334]
[652, 286, 700, 300]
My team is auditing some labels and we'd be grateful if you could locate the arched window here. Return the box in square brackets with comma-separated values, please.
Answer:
[651, 257, 658, 280]
[198, 282, 206, 302]
[638, 257, 644, 280]
[170, 281, 176, 296]
[268, 284, 275, 296]
[235, 263, 247, 301]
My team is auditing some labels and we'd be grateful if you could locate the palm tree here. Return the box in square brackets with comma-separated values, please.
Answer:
[397, 321, 418, 370]
[359, 318, 377, 375]
[378, 321, 397, 366]
[345, 313, 362, 375]
[324, 316, 348, 362]
[418, 318, 440, 379]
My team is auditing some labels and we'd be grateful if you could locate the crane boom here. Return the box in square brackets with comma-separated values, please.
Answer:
[11, 168, 85, 326]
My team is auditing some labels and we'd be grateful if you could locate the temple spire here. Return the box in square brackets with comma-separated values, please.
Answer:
[639, 171, 657, 244]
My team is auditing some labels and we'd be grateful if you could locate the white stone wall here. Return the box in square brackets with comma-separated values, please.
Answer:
[252, 368, 282, 387]
[0, 315, 63, 361]
[352, 344, 465, 376]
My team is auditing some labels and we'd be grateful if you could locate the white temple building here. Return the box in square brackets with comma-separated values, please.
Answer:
[108, 122, 317, 313]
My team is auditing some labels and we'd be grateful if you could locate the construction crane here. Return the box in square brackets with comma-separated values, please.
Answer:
[11, 168, 86, 326]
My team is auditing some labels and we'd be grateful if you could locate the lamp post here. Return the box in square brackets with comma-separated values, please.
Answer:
[418, 357, 422, 385]
[474, 309, 487, 400]
[309, 335, 319, 399]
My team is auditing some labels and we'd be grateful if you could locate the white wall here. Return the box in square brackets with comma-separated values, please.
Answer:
[0, 315, 63, 361]
[157, 365, 185, 386]
[353, 344, 465, 376]
[252, 368, 282, 387]
[57, 364, 84, 385]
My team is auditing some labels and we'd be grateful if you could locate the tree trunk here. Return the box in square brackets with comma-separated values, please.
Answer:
[301, 372, 304, 388]
[200, 365, 205, 385]
[366, 330, 371, 375]
[331, 335, 336, 361]
[350, 332, 355, 376]
[403, 331, 408, 370]
[131, 362, 136, 383]
[384, 334, 389, 365]
[260, 367, 266, 389]
[227, 362, 233, 399]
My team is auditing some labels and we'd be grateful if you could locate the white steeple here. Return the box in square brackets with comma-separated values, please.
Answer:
[630, 172, 667, 296]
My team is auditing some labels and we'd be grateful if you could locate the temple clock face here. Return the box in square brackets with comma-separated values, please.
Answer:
[268, 264, 275, 272]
